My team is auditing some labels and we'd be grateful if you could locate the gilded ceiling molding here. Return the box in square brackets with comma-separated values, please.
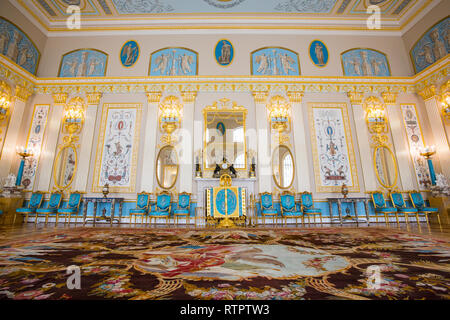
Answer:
[86, 92, 103, 105]
[381, 92, 398, 105]
[14, 85, 33, 102]
[286, 91, 303, 103]
[347, 91, 364, 105]
[418, 85, 437, 101]
[147, 91, 163, 103]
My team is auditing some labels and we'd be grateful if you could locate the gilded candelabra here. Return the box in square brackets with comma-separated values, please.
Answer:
[0, 81, 12, 124]
[441, 90, 450, 124]
[159, 96, 183, 145]
[15, 146, 34, 187]
[419, 145, 437, 185]
[63, 97, 86, 141]
[364, 96, 388, 147]
[267, 95, 291, 144]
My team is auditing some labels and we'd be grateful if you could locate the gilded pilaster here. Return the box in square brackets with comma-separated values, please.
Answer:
[52, 92, 68, 105]
[347, 91, 364, 105]
[252, 91, 268, 104]
[147, 91, 162, 104]
[86, 92, 102, 105]
[14, 85, 32, 102]
[418, 85, 437, 101]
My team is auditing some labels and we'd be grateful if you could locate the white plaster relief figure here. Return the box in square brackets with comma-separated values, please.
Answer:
[0, 27, 9, 55]
[348, 57, 362, 76]
[315, 42, 324, 65]
[18, 45, 33, 68]
[279, 53, 296, 75]
[255, 53, 269, 74]
[88, 58, 102, 76]
[271, 50, 279, 75]
[180, 53, 193, 74]
[64, 57, 79, 77]
[371, 58, 383, 76]
[430, 29, 447, 60]
[76, 52, 89, 77]
[154, 53, 169, 75]
[360, 51, 372, 76]
[169, 50, 178, 76]
[122, 42, 137, 66]
[219, 40, 231, 64]
[6, 30, 22, 62]
[417, 45, 435, 66]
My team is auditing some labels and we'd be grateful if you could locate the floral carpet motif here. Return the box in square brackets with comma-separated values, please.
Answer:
[0, 227, 449, 300]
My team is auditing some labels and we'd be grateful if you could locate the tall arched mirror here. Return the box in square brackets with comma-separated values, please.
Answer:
[272, 145, 295, 189]
[156, 145, 179, 189]
[53, 145, 77, 190]
[374, 145, 398, 188]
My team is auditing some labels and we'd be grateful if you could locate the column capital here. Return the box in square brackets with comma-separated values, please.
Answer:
[146, 91, 162, 103]
[252, 91, 268, 104]
[52, 92, 68, 105]
[347, 91, 364, 105]
[86, 92, 102, 105]
[14, 85, 33, 102]
[287, 91, 303, 103]
[180, 91, 197, 103]
[418, 85, 437, 101]
[381, 92, 397, 105]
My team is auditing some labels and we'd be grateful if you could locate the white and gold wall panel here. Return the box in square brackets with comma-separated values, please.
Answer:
[21, 104, 50, 190]
[400, 104, 432, 190]
[92, 103, 142, 193]
[308, 102, 359, 193]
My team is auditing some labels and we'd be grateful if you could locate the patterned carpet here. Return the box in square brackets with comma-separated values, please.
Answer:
[0, 227, 449, 300]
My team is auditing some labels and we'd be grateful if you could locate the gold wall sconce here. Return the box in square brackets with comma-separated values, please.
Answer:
[364, 96, 388, 146]
[63, 97, 86, 138]
[267, 95, 291, 144]
[159, 95, 183, 145]
[0, 81, 12, 124]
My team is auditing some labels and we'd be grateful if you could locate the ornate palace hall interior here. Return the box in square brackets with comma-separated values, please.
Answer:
[0, 0, 449, 301]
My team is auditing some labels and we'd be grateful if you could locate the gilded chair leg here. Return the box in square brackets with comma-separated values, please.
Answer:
[436, 213, 442, 230]
[320, 215, 323, 225]
[45, 214, 49, 226]
[395, 213, 399, 226]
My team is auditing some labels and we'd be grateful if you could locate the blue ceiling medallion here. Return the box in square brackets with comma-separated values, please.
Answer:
[215, 39, 234, 67]
[203, 0, 247, 9]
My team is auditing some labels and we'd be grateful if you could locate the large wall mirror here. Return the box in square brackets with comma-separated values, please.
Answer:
[203, 105, 247, 171]
[272, 145, 295, 189]
[374, 145, 398, 188]
[53, 145, 77, 190]
[156, 145, 179, 189]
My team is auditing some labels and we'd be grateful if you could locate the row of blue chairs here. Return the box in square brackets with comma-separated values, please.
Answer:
[129, 191, 192, 225]
[258, 191, 322, 226]
[13, 190, 192, 226]
[370, 190, 440, 226]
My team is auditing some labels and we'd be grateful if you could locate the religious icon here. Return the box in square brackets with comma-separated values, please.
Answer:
[309, 40, 329, 67]
[215, 39, 234, 66]
[120, 40, 139, 67]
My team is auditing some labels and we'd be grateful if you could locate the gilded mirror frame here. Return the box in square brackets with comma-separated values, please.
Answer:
[52, 144, 78, 190]
[155, 145, 179, 190]
[272, 144, 295, 189]
[373, 145, 398, 189]
[202, 98, 248, 172]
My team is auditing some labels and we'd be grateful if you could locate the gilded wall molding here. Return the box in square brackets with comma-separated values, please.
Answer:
[147, 91, 162, 103]
[418, 85, 437, 101]
[252, 91, 268, 104]
[381, 91, 398, 105]
[181, 91, 197, 104]
[14, 85, 33, 102]
[347, 91, 364, 105]
[287, 91, 303, 103]
[86, 92, 103, 105]
[52, 92, 68, 105]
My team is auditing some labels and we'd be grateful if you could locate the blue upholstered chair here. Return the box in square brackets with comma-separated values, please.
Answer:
[35, 191, 63, 225]
[300, 192, 322, 225]
[389, 191, 418, 225]
[14, 192, 45, 224]
[56, 192, 83, 225]
[408, 191, 440, 227]
[173, 192, 191, 225]
[129, 192, 151, 225]
[280, 191, 302, 227]
[149, 191, 172, 226]
[369, 191, 397, 225]
[259, 192, 278, 225]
